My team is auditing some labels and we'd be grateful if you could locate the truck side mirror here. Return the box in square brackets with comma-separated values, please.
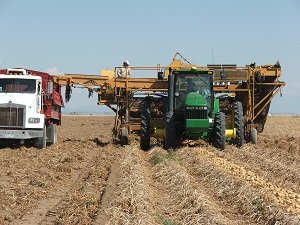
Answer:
[37, 81, 41, 94]
[47, 81, 53, 94]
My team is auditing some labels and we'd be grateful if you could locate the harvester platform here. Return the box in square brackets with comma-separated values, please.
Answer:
[54, 54, 285, 145]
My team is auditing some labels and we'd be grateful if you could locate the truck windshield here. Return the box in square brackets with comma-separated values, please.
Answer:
[0, 78, 36, 93]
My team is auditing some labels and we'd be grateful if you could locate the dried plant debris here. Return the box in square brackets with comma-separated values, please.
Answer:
[0, 115, 299, 225]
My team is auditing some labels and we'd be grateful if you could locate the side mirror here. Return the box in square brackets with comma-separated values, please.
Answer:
[47, 81, 53, 94]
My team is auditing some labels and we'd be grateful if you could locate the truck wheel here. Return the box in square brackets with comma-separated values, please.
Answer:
[250, 128, 257, 144]
[140, 100, 151, 151]
[232, 101, 244, 147]
[164, 112, 177, 150]
[121, 127, 129, 146]
[35, 125, 47, 149]
[47, 124, 57, 145]
[212, 112, 226, 150]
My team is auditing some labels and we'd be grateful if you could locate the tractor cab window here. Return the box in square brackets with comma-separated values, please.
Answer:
[175, 73, 212, 111]
[0, 78, 36, 93]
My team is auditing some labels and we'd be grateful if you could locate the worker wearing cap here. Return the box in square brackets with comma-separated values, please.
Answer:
[117, 60, 132, 78]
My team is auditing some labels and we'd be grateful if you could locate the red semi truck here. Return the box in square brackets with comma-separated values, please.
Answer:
[0, 68, 64, 148]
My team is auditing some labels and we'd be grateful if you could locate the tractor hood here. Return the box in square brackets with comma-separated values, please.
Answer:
[185, 92, 208, 107]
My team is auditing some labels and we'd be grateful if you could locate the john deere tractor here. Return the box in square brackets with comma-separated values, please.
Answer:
[140, 68, 244, 150]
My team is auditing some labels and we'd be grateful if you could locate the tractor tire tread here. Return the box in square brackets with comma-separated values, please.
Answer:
[140, 100, 151, 151]
[164, 112, 177, 150]
[212, 112, 226, 150]
[233, 101, 244, 147]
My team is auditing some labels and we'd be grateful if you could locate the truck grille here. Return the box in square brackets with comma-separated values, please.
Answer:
[0, 106, 24, 127]
[185, 108, 207, 119]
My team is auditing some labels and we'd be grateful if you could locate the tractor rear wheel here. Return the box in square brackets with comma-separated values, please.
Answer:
[164, 112, 177, 150]
[232, 101, 244, 147]
[140, 100, 151, 151]
[212, 112, 226, 150]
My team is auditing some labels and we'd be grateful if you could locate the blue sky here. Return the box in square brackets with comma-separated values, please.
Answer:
[0, 0, 299, 114]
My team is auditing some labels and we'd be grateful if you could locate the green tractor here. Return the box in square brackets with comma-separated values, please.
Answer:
[140, 68, 244, 150]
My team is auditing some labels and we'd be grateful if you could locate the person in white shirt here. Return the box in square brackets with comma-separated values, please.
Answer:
[117, 60, 132, 78]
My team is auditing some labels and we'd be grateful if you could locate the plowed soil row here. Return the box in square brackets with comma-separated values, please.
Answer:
[0, 117, 118, 225]
[0, 116, 299, 225]
[150, 149, 249, 225]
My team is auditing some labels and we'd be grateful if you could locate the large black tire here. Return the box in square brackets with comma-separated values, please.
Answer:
[46, 124, 57, 146]
[164, 112, 177, 150]
[232, 101, 244, 147]
[34, 125, 47, 149]
[140, 100, 151, 151]
[212, 112, 226, 150]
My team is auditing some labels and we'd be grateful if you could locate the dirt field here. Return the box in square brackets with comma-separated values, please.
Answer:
[0, 116, 300, 225]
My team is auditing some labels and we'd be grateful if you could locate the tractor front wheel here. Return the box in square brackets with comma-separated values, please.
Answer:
[212, 112, 226, 150]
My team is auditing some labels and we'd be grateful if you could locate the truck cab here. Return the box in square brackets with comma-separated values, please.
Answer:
[0, 68, 63, 148]
[0, 69, 44, 128]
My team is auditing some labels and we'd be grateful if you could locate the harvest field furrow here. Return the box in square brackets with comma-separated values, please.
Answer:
[178, 147, 300, 224]
[149, 150, 249, 225]
[104, 146, 158, 225]
[0, 116, 299, 225]
[39, 146, 117, 225]
[224, 146, 300, 193]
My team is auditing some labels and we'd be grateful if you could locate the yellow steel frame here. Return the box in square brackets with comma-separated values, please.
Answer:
[53, 58, 285, 139]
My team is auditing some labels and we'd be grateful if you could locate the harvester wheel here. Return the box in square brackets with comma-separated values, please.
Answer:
[232, 101, 244, 147]
[212, 112, 226, 150]
[34, 125, 47, 149]
[121, 127, 129, 145]
[250, 128, 257, 144]
[164, 112, 177, 150]
[140, 100, 151, 151]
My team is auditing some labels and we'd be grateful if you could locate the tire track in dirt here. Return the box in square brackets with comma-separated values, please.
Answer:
[179, 147, 300, 224]
[0, 143, 98, 225]
[13, 189, 70, 225]
[9, 143, 100, 225]
[37, 144, 118, 225]
[93, 148, 124, 225]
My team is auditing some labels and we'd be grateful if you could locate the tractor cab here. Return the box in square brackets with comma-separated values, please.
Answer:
[164, 68, 226, 150]
[173, 69, 214, 116]
[170, 69, 216, 137]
